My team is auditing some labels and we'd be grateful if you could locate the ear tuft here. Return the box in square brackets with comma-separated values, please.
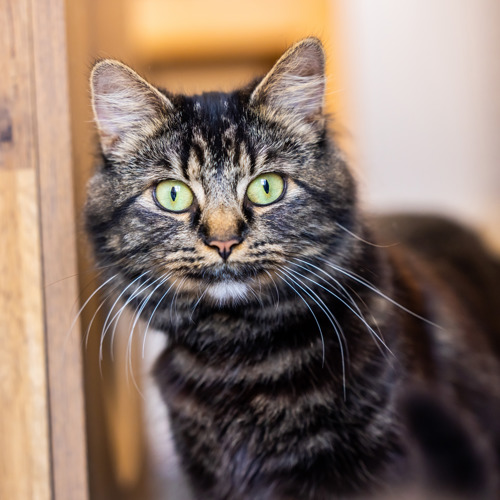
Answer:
[90, 60, 172, 155]
[250, 38, 326, 127]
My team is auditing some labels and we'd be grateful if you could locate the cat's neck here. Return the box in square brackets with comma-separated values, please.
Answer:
[158, 241, 403, 391]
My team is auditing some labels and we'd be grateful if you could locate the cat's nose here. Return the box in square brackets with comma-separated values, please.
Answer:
[207, 238, 241, 260]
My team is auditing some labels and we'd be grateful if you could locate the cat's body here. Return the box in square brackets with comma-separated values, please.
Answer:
[86, 39, 500, 499]
[152, 216, 500, 500]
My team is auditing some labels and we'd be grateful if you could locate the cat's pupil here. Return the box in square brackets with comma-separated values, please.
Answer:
[171, 187, 177, 202]
[262, 179, 270, 194]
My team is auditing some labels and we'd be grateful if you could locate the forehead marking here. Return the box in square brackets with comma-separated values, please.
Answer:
[191, 141, 205, 167]
[185, 147, 206, 207]
[253, 145, 274, 176]
[163, 149, 186, 180]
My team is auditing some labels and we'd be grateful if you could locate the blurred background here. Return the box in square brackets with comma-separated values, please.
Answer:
[58, 0, 500, 498]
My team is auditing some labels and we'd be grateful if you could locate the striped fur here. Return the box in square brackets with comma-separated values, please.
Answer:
[86, 39, 500, 499]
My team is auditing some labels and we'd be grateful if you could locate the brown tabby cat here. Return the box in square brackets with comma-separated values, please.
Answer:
[86, 38, 500, 499]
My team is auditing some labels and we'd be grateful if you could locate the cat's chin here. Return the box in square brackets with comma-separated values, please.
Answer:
[205, 281, 249, 305]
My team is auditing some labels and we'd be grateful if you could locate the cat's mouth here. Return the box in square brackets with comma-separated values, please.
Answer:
[184, 261, 261, 282]
[178, 264, 274, 305]
[177, 275, 252, 305]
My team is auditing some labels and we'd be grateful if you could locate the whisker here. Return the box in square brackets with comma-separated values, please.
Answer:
[294, 256, 384, 338]
[83, 284, 119, 351]
[100, 272, 151, 353]
[335, 222, 398, 248]
[294, 258, 361, 309]
[282, 266, 347, 345]
[142, 278, 179, 358]
[66, 273, 118, 345]
[256, 274, 264, 304]
[317, 257, 443, 329]
[278, 266, 348, 399]
[47, 261, 118, 290]
[264, 270, 280, 311]
[128, 275, 171, 341]
[126, 274, 171, 374]
[99, 272, 151, 366]
[291, 259, 392, 358]
[275, 269, 326, 367]
[107, 275, 164, 395]
[247, 285, 263, 308]
[248, 274, 265, 308]
[107, 276, 158, 363]
[170, 277, 187, 328]
[190, 285, 209, 321]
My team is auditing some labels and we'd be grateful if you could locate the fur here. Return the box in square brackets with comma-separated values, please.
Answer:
[86, 38, 500, 499]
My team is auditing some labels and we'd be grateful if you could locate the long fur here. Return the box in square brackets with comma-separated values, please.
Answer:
[85, 38, 500, 499]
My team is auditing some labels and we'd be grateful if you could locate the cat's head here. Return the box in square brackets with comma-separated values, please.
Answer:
[86, 38, 356, 308]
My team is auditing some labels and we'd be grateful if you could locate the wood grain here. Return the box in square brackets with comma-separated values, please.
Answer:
[0, 1, 52, 498]
[30, 0, 89, 498]
[0, 171, 52, 500]
[0, 0, 88, 498]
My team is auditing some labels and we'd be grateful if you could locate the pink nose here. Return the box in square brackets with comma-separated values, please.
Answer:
[207, 239, 241, 260]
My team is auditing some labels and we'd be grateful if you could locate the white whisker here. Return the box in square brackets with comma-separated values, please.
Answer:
[100, 272, 150, 357]
[106, 276, 155, 364]
[126, 274, 171, 374]
[291, 259, 393, 358]
[278, 266, 347, 399]
[317, 257, 443, 329]
[335, 222, 398, 248]
[66, 273, 118, 347]
[275, 269, 326, 368]
[170, 277, 187, 328]
[142, 278, 179, 358]
[190, 282, 209, 321]
[294, 257, 383, 338]
[264, 270, 281, 311]
[84, 286, 117, 351]
[99, 272, 151, 367]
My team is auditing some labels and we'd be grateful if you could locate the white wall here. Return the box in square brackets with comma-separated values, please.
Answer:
[335, 0, 500, 246]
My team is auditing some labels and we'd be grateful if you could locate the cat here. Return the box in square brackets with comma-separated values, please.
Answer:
[85, 38, 500, 499]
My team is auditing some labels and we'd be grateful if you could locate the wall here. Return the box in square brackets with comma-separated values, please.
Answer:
[336, 0, 500, 249]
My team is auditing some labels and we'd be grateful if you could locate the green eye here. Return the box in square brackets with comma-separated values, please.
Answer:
[246, 173, 285, 206]
[155, 180, 194, 212]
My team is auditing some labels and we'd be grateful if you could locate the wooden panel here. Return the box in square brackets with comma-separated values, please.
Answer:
[30, 0, 89, 498]
[0, 171, 51, 500]
[0, 1, 52, 499]
[0, 0, 88, 498]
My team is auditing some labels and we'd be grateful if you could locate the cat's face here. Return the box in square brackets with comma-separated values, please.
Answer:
[86, 38, 356, 307]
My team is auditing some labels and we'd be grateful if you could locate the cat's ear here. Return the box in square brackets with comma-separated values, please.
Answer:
[90, 60, 172, 156]
[250, 38, 326, 130]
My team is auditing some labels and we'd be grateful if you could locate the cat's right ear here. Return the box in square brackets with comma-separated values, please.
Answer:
[249, 38, 326, 134]
[90, 60, 172, 157]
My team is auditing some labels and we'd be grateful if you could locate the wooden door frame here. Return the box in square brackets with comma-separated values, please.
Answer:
[1, 0, 88, 498]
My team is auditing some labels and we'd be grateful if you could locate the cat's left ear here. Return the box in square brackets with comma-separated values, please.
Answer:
[250, 38, 326, 131]
[90, 60, 173, 157]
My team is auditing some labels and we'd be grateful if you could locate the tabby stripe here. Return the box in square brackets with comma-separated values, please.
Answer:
[168, 339, 324, 386]
[232, 139, 241, 168]
[179, 125, 193, 178]
[86, 192, 141, 236]
[191, 142, 205, 168]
